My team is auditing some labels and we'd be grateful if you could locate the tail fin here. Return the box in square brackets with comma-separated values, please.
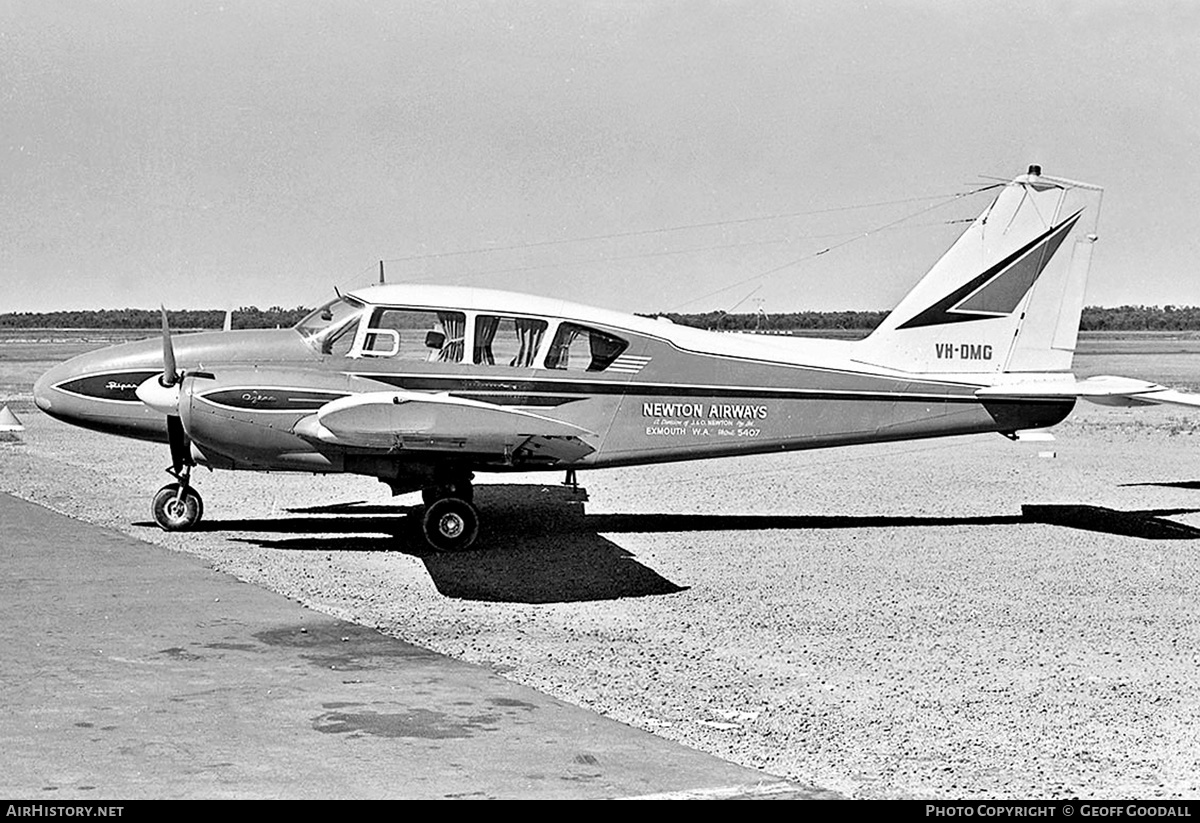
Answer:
[854, 167, 1102, 375]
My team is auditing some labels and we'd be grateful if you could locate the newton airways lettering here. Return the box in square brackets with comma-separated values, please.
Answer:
[643, 402, 768, 420]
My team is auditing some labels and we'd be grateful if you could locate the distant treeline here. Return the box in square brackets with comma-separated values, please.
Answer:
[655, 310, 890, 332]
[0, 306, 312, 330]
[4, 304, 1200, 332]
[661, 306, 1200, 332]
[1078, 306, 1200, 331]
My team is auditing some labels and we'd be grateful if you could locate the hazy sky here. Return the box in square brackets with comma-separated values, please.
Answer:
[2, 1, 1198, 315]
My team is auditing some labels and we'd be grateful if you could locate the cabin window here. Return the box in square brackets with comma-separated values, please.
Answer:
[360, 308, 465, 362]
[545, 323, 628, 371]
[473, 315, 548, 367]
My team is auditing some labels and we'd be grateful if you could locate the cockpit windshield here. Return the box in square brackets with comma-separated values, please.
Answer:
[295, 295, 367, 353]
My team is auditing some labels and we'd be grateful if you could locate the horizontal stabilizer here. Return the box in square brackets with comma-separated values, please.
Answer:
[977, 375, 1200, 409]
[1012, 430, 1055, 442]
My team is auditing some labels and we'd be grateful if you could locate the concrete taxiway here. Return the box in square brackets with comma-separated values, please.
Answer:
[0, 492, 834, 799]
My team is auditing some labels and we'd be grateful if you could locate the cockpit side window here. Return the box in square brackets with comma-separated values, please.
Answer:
[360, 307, 465, 362]
[296, 295, 367, 354]
[473, 315, 548, 367]
[325, 317, 361, 357]
[546, 323, 629, 371]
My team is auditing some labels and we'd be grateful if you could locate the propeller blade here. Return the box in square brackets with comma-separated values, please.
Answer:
[138, 307, 185, 415]
[160, 305, 178, 387]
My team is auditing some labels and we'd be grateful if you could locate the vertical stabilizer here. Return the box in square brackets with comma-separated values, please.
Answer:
[853, 168, 1102, 375]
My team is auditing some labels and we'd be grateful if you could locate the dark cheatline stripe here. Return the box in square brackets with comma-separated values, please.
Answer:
[452, 394, 582, 407]
[359, 373, 1011, 405]
[55, 370, 160, 402]
[199, 389, 349, 412]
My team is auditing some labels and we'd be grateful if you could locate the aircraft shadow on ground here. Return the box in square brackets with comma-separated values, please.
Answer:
[133, 485, 1200, 604]
[139, 485, 688, 604]
[1120, 480, 1200, 491]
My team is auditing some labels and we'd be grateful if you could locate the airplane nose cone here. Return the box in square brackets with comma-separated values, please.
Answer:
[135, 375, 179, 415]
[33, 363, 63, 414]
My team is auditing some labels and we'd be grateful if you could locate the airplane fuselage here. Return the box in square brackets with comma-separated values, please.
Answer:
[34, 298, 1073, 488]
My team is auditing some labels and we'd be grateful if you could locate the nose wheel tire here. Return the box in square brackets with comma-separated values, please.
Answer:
[421, 497, 479, 552]
[152, 483, 203, 531]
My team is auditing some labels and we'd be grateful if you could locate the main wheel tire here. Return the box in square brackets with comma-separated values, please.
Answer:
[421, 497, 480, 552]
[151, 483, 203, 531]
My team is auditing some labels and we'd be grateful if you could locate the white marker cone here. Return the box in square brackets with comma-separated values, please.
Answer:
[0, 405, 25, 432]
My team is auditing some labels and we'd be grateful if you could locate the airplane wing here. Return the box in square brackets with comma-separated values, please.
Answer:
[976, 375, 1200, 409]
[292, 390, 596, 463]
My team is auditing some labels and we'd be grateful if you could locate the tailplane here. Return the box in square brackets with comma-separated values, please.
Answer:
[853, 166, 1102, 375]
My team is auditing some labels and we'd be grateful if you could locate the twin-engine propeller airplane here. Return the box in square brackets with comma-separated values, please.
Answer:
[33, 167, 1200, 550]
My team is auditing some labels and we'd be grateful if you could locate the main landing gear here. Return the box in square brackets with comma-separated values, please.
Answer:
[419, 471, 478, 551]
[151, 465, 203, 531]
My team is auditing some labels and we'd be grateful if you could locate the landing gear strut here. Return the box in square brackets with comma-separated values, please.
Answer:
[419, 471, 478, 551]
[151, 465, 203, 531]
[421, 471, 474, 506]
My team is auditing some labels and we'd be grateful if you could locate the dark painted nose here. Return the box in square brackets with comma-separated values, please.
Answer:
[30, 341, 168, 441]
